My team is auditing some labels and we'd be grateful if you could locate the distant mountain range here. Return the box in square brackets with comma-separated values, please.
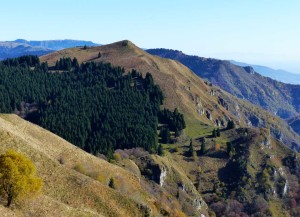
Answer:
[147, 48, 300, 136]
[13, 39, 99, 50]
[231, 60, 300, 85]
[0, 39, 99, 60]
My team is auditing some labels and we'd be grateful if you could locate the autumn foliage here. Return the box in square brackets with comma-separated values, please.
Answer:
[0, 150, 43, 207]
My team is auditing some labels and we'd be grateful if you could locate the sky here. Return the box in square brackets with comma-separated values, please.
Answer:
[1, 0, 300, 73]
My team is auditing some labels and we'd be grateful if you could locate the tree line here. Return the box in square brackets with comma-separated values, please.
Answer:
[0, 56, 185, 158]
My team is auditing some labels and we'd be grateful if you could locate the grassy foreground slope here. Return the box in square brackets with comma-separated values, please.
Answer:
[0, 114, 155, 217]
[0, 114, 209, 216]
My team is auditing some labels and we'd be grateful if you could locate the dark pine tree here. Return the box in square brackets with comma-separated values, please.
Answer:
[227, 120, 235, 130]
[212, 129, 217, 138]
[160, 128, 170, 144]
[157, 144, 164, 156]
[189, 139, 194, 157]
[200, 139, 206, 155]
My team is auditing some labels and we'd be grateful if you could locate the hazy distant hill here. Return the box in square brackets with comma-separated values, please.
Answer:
[231, 60, 300, 85]
[13, 39, 99, 50]
[0, 39, 100, 60]
[0, 42, 52, 60]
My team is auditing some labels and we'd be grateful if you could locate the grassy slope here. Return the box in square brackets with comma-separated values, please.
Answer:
[0, 114, 157, 217]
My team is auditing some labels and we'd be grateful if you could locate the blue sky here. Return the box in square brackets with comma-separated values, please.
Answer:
[1, 0, 300, 73]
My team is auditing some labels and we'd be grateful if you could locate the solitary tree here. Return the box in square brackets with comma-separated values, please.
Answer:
[189, 139, 195, 157]
[108, 177, 116, 189]
[227, 142, 235, 158]
[212, 129, 217, 138]
[227, 120, 235, 130]
[0, 150, 43, 207]
[200, 139, 206, 155]
[216, 128, 220, 137]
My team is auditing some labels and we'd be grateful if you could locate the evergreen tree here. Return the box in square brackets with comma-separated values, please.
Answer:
[227, 120, 235, 130]
[174, 128, 180, 138]
[160, 128, 170, 144]
[216, 128, 220, 137]
[72, 57, 79, 69]
[200, 139, 206, 155]
[227, 142, 235, 158]
[157, 144, 164, 156]
[189, 139, 194, 157]
[108, 178, 116, 189]
[212, 129, 217, 138]
[158, 108, 186, 132]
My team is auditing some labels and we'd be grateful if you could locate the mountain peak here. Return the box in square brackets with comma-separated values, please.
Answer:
[14, 39, 28, 43]
[112, 40, 138, 49]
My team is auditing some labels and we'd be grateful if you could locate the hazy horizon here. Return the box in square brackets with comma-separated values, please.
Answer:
[1, 0, 299, 73]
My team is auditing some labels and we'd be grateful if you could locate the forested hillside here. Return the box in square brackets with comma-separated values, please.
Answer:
[0, 56, 184, 157]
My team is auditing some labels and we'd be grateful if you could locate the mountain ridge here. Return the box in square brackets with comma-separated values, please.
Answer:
[230, 60, 300, 85]
[146, 48, 300, 138]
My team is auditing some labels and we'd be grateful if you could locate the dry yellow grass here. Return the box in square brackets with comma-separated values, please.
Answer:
[0, 114, 156, 217]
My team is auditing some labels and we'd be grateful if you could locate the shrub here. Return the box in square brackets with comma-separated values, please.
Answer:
[96, 174, 107, 184]
[74, 164, 86, 174]
[108, 178, 116, 189]
[215, 143, 221, 151]
[174, 146, 179, 153]
[113, 152, 122, 161]
[58, 156, 65, 164]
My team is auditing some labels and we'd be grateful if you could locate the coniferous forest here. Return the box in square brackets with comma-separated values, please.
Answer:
[0, 56, 185, 157]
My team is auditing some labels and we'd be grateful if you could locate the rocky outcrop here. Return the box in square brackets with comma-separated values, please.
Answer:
[215, 119, 220, 127]
[249, 115, 263, 127]
[206, 110, 212, 121]
[218, 97, 229, 111]
[133, 155, 208, 216]
[243, 66, 255, 74]
[197, 108, 205, 115]
[283, 180, 288, 196]
[159, 166, 167, 187]
[195, 97, 205, 115]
